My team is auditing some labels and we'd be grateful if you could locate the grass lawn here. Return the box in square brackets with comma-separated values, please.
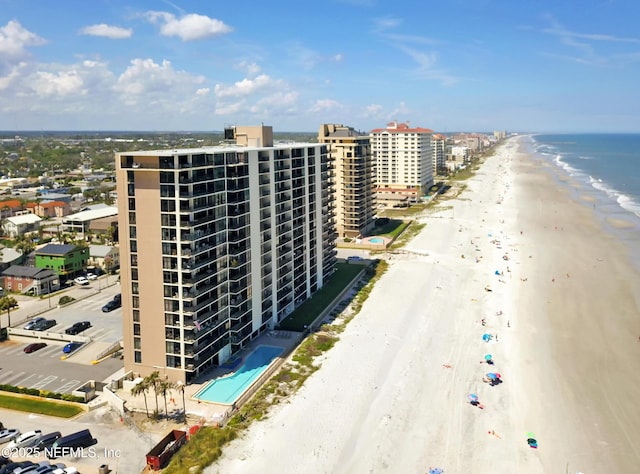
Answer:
[278, 263, 365, 331]
[0, 393, 84, 418]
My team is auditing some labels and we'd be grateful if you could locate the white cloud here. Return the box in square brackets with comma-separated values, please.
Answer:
[236, 60, 261, 76]
[0, 20, 46, 58]
[214, 74, 281, 98]
[114, 58, 206, 104]
[310, 99, 343, 113]
[79, 24, 133, 39]
[196, 87, 210, 96]
[145, 11, 232, 41]
[32, 70, 85, 97]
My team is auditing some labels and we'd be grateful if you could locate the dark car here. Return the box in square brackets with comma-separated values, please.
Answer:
[101, 298, 121, 312]
[24, 317, 46, 330]
[32, 431, 61, 450]
[62, 342, 82, 354]
[33, 319, 56, 331]
[65, 321, 91, 335]
[24, 343, 47, 353]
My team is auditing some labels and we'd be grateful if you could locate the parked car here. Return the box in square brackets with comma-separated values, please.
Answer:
[7, 430, 42, 449]
[47, 429, 96, 459]
[0, 428, 20, 444]
[62, 342, 82, 354]
[86, 272, 98, 281]
[24, 342, 47, 353]
[32, 431, 61, 450]
[64, 321, 91, 335]
[24, 317, 46, 330]
[73, 276, 89, 286]
[33, 319, 56, 331]
[101, 298, 121, 312]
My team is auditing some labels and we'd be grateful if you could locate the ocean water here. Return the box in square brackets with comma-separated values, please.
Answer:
[525, 133, 640, 267]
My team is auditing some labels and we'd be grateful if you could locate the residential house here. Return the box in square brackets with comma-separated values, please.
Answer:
[0, 247, 25, 273]
[0, 199, 24, 218]
[34, 243, 89, 279]
[2, 265, 60, 295]
[34, 200, 72, 218]
[2, 214, 42, 238]
[88, 244, 120, 272]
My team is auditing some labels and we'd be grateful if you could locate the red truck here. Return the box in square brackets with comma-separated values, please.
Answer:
[146, 429, 187, 470]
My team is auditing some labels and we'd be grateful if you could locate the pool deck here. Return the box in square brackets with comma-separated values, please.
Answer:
[113, 330, 303, 424]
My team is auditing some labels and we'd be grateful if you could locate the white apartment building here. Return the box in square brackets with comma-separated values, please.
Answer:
[115, 126, 337, 384]
[432, 133, 446, 177]
[370, 122, 434, 201]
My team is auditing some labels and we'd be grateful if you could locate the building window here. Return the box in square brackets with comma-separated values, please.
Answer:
[132, 296, 139, 308]
[131, 254, 138, 266]
[128, 198, 135, 211]
[129, 212, 136, 224]
[132, 282, 139, 295]
[132, 310, 140, 322]
[134, 351, 142, 363]
[133, 323, 141, 336]
[134, 337, 141, 350]
[129, 226, 137, 239]
[131, 268, 138, 281]
[130, 240, 137, 253]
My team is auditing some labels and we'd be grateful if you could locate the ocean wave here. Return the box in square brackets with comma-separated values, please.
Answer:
[553, 153, 581, 176]
[589, 176, 640, 218]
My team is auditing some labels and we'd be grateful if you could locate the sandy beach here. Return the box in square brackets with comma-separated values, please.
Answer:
[209, 137, 640, 474]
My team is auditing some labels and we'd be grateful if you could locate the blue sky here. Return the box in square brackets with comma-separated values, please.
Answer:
[1, 0, 640, 133]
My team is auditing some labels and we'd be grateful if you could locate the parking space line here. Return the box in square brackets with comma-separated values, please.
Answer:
[32, 375, 58, 389]
[0, 370, 17, 384]
[2, 371, 25, 385]
[54, 380, 81, 393]
[16, 373, 38, 386]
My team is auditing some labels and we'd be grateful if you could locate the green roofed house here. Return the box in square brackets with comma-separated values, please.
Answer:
[35, 243, 89, 279]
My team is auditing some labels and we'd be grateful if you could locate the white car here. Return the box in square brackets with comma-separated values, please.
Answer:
[86, 272, 98, 280]
[0, 428, 20, 444]
[73, 276, 89, 286]
[7, 430, 42, 449]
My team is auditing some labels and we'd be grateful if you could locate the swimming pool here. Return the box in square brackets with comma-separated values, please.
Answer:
[369, 237, 384, 243]
[194, 345, 284, 405]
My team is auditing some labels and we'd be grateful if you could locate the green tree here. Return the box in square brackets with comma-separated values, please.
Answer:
[145, 371, 161, 416]
[0, 296, 18, 328]
[130, 379, 150, 418]
[158, 379, 173, 417]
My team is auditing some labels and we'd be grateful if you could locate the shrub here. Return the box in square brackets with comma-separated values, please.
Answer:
[59, 295, 75, 305]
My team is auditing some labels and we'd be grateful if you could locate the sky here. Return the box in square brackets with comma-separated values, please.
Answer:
[1, 0, 640, 133]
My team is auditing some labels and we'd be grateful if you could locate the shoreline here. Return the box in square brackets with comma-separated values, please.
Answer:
[209, 137, 640, 473]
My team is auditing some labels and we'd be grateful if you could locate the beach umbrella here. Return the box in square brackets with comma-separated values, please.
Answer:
[468, 393, 479, 402]
[486, 373, 498, 380]
[482, 333, 492, 342]
[428, 469, 444, 474]
[484, 354, 493, 361]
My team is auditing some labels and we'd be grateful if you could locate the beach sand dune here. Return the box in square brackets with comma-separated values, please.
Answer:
[209, 138, 640, 474]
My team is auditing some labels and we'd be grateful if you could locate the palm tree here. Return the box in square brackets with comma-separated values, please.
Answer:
[158, 380, 173, 417]
[0, 296, 18, 328]
[145, 371, 161, 417]
[130, 379, 150, 418]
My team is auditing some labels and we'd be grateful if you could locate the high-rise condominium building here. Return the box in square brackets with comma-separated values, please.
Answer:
[318, 124, 376, 238]
[116, 126, 336, 383]
[371, 121, 434, 200]
[432, 133, 446, 177]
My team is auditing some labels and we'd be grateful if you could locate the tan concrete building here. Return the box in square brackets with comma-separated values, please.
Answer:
[370, 121, 434, 201]
[116, 125, 336, 384]
[318, 124, 376, 238]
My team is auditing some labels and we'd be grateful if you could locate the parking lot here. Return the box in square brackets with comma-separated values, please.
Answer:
[0, 278, 124, 394]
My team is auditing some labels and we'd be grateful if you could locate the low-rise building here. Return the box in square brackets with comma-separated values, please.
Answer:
[2, 214, 42, 238]
[0, 199, 25, 218]
[34, 200, 72, 218]
[88, 244, 120, 272]
[61, 204, 118, 239]
[34, 243, 89, 279]
[2, 265, 60, 295]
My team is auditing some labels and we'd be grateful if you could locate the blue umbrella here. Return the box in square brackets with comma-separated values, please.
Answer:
[468, 393, 479, 402]
[486, 373, 498, 380]
[429, 469, 444, 474]
[484, 354, 493, 361]
[482, 333, 492, 342]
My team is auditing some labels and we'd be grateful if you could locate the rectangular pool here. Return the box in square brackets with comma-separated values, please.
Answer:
[194, 345, 284, 405]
